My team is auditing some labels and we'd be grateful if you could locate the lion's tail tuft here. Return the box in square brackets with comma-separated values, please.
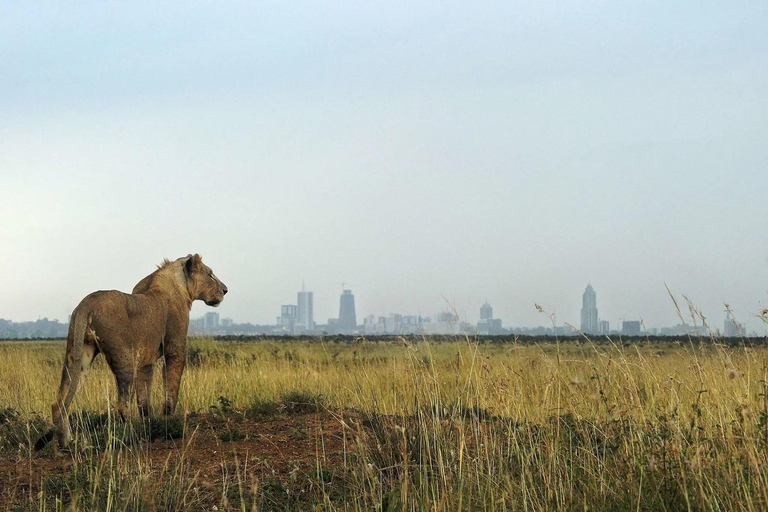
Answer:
[33, 429, 56, 451]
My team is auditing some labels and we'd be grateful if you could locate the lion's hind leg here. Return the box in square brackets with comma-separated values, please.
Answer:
[136, 364, 156, 417]
[113, 368, 135, 422]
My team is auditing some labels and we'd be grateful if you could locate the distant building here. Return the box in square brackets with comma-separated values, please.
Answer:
[420, 312, 471, 335]
[477, 302, 503, 334]
[204, 312, 220, 331]
[363, 315, 377, 335]
[402, 315, 420, 326]
[437, 311, 458, 322]
[297, 286, 314, 332]
[598, 320, 609, 335]
[477, 318, 503, 335]
[580, 285, 599, 334]
[384, 314, 398, 333]
[189, 316, 205, 333]
[279, 304, 298, 333]
[361, 313, 421, 335]
[338, 290, 357, 332]
[622, 320, 641, 336]
[724, 311, 745, 337]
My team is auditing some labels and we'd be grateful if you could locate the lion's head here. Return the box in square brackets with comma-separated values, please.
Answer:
[185, 254, 228, 307]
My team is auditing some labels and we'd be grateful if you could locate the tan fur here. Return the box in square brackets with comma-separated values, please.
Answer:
[48, 254, 227, 449]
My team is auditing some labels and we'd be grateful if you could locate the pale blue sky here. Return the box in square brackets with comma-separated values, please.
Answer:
[1, 2, 767, 333]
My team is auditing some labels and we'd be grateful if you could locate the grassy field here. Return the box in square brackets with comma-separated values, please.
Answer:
[2, 335, 768, 511]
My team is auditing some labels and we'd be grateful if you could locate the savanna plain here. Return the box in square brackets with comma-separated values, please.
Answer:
[2, 333, 768, 511]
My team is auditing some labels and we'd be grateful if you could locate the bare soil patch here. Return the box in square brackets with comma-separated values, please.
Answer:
[0, 411, 356, 510]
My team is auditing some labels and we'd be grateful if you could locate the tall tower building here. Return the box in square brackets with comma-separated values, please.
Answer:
[338, 289, 357, 332]
[480, 302, 493, 320]
[580, 284, 599, 334]
[297, 283, 314, 332]
[477, 301, 503, 335]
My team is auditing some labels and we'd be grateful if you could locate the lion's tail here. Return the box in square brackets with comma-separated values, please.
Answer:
[36, 307, 90, 451]
[61, 307, 89, 408]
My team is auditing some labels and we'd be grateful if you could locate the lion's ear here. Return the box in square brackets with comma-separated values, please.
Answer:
[185, 254, 202, 274]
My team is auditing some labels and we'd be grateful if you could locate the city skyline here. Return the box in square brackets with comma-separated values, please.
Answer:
[261, 282, 764, 335]
[184, 283, 751, 337]
[1, 278, 763, 336]
[213, 282, 760, 336]
[0, 278, 759, 338]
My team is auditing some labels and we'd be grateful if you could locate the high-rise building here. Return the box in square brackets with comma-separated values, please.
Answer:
[279, 304, 298, 332]
[580, 284, 599, 334]
[477, 301, 502, 334]
[204, 312, 220, 331]
[297, 285, 314, 332]
[338, 289, 357, 332]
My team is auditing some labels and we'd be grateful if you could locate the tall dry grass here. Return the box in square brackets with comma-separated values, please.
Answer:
[3, 336, 766, 425]
[2, 334, 768, 510]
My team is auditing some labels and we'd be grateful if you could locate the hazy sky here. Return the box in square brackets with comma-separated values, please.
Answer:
[2, 2, 767, 333]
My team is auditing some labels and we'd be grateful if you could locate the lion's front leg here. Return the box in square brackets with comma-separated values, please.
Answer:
[162, 353, 186, 415]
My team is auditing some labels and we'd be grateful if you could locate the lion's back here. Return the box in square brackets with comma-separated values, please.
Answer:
[74, 290, 160, 338]
[76, 290, 130, 314]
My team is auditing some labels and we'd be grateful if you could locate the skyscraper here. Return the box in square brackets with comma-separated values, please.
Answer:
[477, 302, 502, 335]
[204, 312, 220, 331]
[338, 289, 357, 332]
[279, 304, 298, 333]
[580, 284, 599, 334]
[297, 284, 314, 332]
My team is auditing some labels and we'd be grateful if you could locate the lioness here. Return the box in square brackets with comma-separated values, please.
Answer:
[36, 254, 227, 450]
